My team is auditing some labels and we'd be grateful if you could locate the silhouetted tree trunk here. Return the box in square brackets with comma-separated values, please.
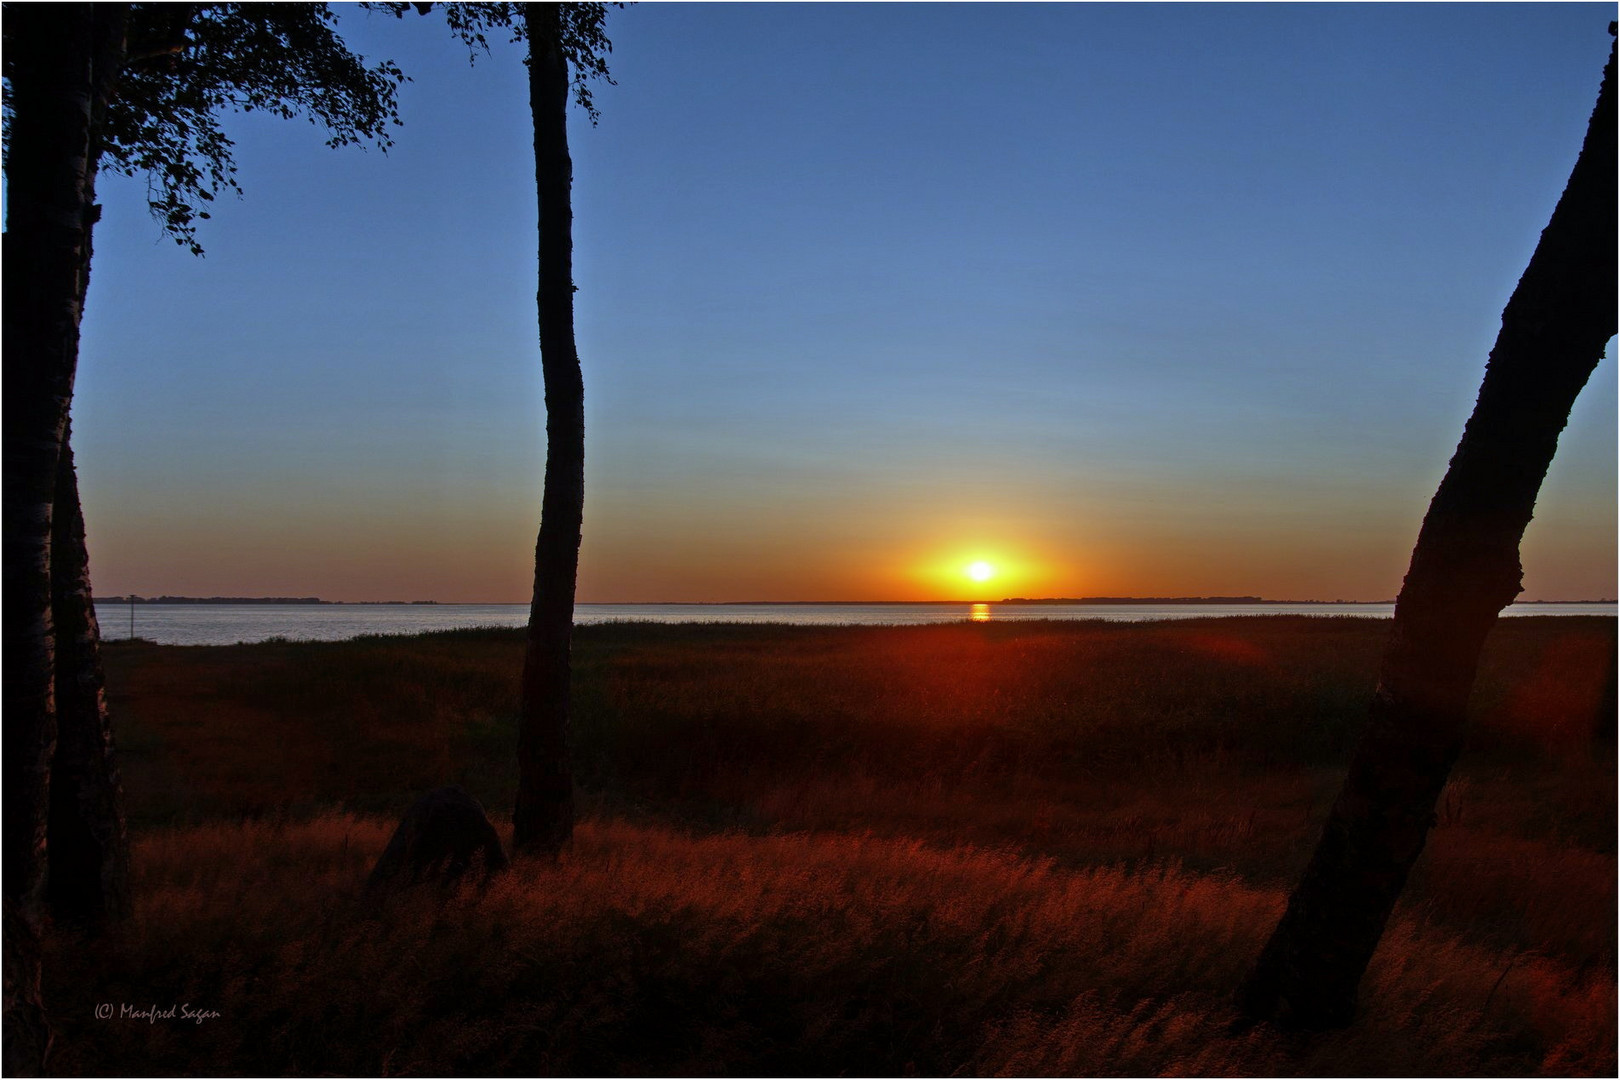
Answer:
[1239, 33, 1617, 1030]
[8, 2, 403, 934]
[42, 12, 133, 925]
[3, 5, 128, 1071]
[2, 899, 50, 1077]
[6, 8, 399, 1055]
[512, 1, 585, 856]
[3, 0, 126, 914]
[48, 422, 131, 925]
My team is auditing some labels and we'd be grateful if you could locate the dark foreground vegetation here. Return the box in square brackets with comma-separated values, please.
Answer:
[43, 616, 1616, 1075]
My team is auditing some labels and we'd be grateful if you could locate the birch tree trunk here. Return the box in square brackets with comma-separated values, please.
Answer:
[1238, 32, 1617, 1029]
[3, 6, 128, 1073]
[2, 0, 125, 918]
[43, 5, 133, 924]
[512, 1, 585, 856]
[48, 422, 131, 925]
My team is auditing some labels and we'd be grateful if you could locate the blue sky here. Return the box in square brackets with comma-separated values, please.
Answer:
[73, 2, 1616, 601]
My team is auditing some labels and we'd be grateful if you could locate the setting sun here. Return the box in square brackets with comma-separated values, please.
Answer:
[907, 545, 1061, 600]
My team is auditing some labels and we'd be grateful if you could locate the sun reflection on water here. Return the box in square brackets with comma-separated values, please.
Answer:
[970, 603, 991, 623]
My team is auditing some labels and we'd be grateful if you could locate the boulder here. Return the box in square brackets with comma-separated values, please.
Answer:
[364, 787, 508, 900]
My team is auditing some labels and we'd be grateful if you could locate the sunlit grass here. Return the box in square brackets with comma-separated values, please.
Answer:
[43, 814, 1614, 1076]
[74, 615, 1614, 1074]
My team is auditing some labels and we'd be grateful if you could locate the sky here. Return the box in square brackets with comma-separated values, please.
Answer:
[72, 2, 1617, 603]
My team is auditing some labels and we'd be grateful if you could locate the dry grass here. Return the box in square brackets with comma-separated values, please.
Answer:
[44, 815, 1613, 1076]
[57, 615, 1615, 1075]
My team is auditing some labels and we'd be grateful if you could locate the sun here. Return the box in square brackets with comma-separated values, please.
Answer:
[914, 547, 1048, 599]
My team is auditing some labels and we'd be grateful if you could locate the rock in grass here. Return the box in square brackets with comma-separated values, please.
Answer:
[364, 787, 507, 899]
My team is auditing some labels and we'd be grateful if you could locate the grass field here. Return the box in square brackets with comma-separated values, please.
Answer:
[41, 615, 1617, 1075]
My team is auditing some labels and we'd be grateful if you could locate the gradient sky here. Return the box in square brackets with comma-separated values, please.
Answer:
[72, 2, 1617, 602]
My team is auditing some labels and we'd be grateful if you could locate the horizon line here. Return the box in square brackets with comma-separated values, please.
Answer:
[96, 594, 1618, 606]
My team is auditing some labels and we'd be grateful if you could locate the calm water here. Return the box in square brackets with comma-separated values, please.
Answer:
[92, 601, 1617, 647]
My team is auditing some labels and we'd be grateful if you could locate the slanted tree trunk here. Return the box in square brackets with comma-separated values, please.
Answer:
[512, 1, 585, 856]
[1238, 33, 1617, 1030]
[48, 422, 131, 925]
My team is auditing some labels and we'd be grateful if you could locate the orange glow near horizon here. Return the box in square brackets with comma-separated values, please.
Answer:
[82, 480, 1616, 603]
[904, 545, 1065, 600]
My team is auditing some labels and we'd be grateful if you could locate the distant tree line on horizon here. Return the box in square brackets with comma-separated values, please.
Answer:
[100, 596, 441, 605]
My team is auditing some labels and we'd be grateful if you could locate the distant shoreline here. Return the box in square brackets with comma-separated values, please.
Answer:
[99, 596, 1615, 606]
[102, 596, 441, 606]
[601, 598, 1614, 606]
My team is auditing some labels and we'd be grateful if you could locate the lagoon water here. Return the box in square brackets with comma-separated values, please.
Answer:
[92, 601, 1616, 647]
